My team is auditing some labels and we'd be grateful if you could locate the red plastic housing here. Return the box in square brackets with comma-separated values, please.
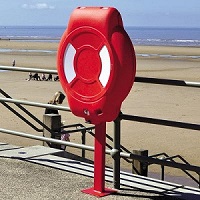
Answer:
[57, 7, 136, 124]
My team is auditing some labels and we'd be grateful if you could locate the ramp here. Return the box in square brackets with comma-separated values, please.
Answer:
[0, 143, 200, 200]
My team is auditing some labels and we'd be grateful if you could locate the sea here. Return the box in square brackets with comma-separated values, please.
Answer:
[0, 26, 200, 47]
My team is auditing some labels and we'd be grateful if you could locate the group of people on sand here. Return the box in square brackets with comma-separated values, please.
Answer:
[27, 72, 59, 81]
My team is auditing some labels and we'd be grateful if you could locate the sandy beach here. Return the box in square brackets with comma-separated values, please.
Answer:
[0, 40, 199, 183]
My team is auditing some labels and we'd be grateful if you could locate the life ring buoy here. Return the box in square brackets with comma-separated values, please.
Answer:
[57, 7, 136, 124]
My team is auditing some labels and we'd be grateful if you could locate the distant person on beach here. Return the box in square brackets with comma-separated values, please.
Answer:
[41, 73, 46, 81]
[54, 75, 59, 81]
[27, 72, 41, 81]
[45, 91, 65, 114]
[32, 73, 41, 81]
[46, 73, 52, 81]
[12, 59, 15, 66]
[27, 72, 33, 81]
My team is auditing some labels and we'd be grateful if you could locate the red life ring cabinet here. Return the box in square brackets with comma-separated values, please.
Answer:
[57, 7, 136, 124]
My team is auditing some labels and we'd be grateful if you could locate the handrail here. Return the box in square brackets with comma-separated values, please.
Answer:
[1, 98, 199, 131]
[0, 96, 71, 134]
[1, 65, 200, 88]
[0, 65, 57, 74]
[1, 65, 200, 188]
[0, 98, 200, 183]
[87, 130, 132, 165]
[0, 128, 95, 152]
[135, 76, 200, 88]
[121, 113, 200, 131]
[120, 151, 200, 174]
[150, 153, 200, 185]
[1, 101, 43, 132]
[0, 89, 44, 132]
[112, 114, 200, 188]
[0, 97, 71, 112]
[1, 127, 200, 175]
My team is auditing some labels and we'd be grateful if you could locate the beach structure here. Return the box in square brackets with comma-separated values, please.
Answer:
[0, 63, 200, 198]
[0, 67, 200, 199]
[57, 7, 136, 196]
[0, 7, 200, 200]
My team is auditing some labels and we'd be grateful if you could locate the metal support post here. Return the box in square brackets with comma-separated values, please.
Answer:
[132, 149, 148, 176]
[81, 129, 86, 158]
[160, 156, 165, 181]
[199, 174, 200, 189]
[82, 122, 116, 197]
[161, 165, 165, 181]
[113, 116, 121, 189]
[43, 114, 61, 149]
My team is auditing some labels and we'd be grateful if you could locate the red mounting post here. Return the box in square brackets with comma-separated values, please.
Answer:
[82, 122, 116, 197]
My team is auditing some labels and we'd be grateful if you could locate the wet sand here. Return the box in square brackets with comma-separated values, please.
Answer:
[0, 40, 199, 184]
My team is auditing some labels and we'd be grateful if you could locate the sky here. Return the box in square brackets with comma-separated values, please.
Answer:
[0, 0, 200, 28]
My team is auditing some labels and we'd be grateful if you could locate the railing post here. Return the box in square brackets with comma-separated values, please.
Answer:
[161, 165, 165, 181]
[43, 114, 61, 149]
[132, 149, 148, 176]
[81, 129, 86, 158]
[113, 116, 121, 189]
[160, 156, 165, 181]
[82, 122, 116, 196]
[199, 173, 200, 189]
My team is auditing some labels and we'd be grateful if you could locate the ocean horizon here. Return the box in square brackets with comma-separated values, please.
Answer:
[0, 25, 200, 47]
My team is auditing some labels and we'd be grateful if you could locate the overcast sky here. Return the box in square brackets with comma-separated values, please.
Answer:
[0, 0, 200, 27]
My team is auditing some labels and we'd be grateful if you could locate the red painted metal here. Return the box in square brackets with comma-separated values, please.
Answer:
[82, 122, 116, 197]
[57, 7, 136, 125]
[57, 7, 136, 197]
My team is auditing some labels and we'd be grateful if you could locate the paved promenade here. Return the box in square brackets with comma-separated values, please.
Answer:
[0, 143, 200, 200]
